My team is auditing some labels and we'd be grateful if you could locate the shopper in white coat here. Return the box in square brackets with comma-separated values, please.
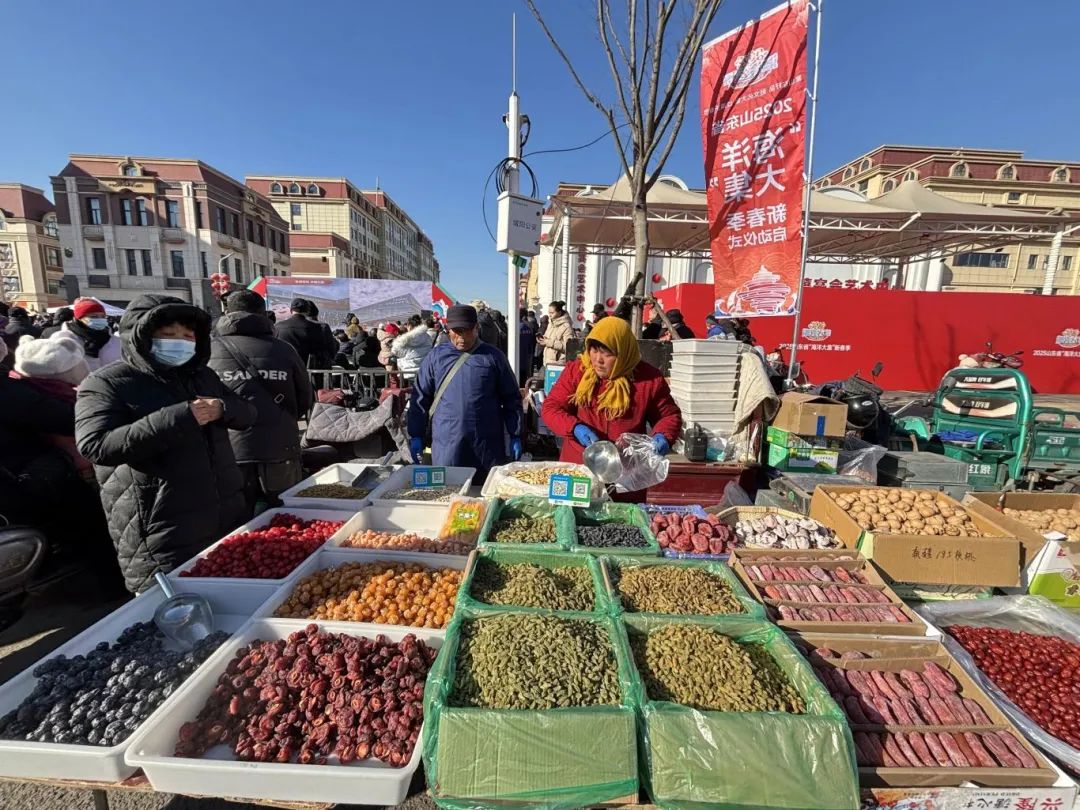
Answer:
[391, 314, 434, 374]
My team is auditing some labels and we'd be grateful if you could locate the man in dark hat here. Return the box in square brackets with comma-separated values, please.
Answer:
[661, 309, 695, 340]
[274, 298, 337, 367]
[407, 304, 522, 481]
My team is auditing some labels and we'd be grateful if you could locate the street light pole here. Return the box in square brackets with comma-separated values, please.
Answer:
[505, 14, 521, 380]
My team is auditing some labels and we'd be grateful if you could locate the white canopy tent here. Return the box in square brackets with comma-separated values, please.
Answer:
[47, 298, 125, 316]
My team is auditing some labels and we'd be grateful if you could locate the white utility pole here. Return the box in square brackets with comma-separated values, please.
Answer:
[505, 14, 521, 380]
[1042, 223, 1080, 295]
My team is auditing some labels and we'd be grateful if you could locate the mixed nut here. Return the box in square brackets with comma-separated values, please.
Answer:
[1003, 507, 1080, 541]
[174, 624, 437, 767]
[614, 564, 745, 615]
[469, 559, 595, 612]
[631, 624, 804, 713]
[450, 614, 620, 709]
[831, 489, 986, 537]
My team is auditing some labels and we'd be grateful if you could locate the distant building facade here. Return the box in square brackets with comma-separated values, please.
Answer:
[816, 146, 1080, 294]
[0, 183, 64, 311]
[51, 155, 290, 309]
[362, 190, 438, 282]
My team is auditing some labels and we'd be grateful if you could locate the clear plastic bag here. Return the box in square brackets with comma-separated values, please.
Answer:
[918, 595, 1080, 771]
[614, 433, 669, 493]
[481, 462, 606, 500]
[837, 436, 886, 483]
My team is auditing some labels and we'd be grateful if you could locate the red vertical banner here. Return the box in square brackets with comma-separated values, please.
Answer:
[701, 0, 809, 317]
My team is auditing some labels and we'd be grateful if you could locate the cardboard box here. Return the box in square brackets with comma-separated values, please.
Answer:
[963, 492, 1078, 571]
[730, 549, 934, 636]
[1028, 540, 1080, 606]
[809, 487, 1022, 588]
[766, 426, 843, 472]
[785, 634, 1059, 789]
[772, 392, 848, 438]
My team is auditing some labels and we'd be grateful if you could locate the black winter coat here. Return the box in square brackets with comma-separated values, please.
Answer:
[274, 314, 337, 368]
[208, 311, 312, 465]
[3, 315, 41, 351]
[75, 295, 257, 594]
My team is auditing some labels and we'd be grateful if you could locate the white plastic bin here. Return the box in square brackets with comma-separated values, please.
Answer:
[126, 619, 442, 805]
[168, 507, 356, 598]
[255, 546, 468, 635]
[670, 339, 743, 355]
[368, 465, 475, 505]
[0, 583, 255, 782]
[279, 463, 399, 511]
[326, 503, 450, 547]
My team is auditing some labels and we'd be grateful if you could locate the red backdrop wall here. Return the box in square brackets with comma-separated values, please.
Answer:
[652, 284, 1080, 394]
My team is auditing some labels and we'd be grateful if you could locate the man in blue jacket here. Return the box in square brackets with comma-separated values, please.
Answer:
[407, 304, 522, 481]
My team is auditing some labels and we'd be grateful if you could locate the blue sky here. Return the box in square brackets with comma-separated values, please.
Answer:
[3, 0, 1077, 305]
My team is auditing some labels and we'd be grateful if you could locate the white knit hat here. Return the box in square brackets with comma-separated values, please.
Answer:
[15, 333, 90, 385]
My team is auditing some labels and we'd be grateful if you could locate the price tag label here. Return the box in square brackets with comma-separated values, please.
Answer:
[548, 473, 592, 507]
[412, 466, 447, 488]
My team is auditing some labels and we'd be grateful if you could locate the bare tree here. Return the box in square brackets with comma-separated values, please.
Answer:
[526, 0, 724, 329]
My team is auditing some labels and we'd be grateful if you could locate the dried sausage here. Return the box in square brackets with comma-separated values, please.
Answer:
[906, 732, 937, 767]
[962, 732, 997, 768]
[994, 731, 1038, 769]
[980, 731, 1023, 768]
[883, 733, 912, 767]
[844, 695, 871, 724]
[929, 696, 956, 724]
[922, 730, 953, 767]
[922, 661, 957, 695]
[870, 670, 900, 701]
[943, 693, 974, 725]
[913, 695, 940, 725]
[854, 731, 884, 766]
[936, 732, 971, 767]
[899, 670, 931, 699]
[963, 698, 992, 724]
[894, 733, 923, 768]
[883, 671, 914, 701]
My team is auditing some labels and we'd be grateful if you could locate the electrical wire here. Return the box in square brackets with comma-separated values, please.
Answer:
[523, 122, 630, 158]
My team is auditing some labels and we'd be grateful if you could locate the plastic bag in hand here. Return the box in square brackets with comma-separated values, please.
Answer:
[614, 433, 669, 492]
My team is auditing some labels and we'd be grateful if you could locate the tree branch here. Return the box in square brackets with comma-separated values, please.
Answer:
[598, 0, 638, 140]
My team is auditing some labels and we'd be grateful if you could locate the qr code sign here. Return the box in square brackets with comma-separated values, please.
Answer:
[572, 481, 589, 499]
[551, 479, 569, 497]
[432, 469, 446, 486]
[415, 470, 429, 486]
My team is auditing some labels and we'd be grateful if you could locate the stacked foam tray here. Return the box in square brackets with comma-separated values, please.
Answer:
[668, 339, 743, 446]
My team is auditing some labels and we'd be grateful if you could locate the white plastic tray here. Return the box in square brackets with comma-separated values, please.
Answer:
[668, 355, 740, 372]
[326, 503, 457, 546]
[279, 463, 398, 511]
[670, 339, 743, 355]
[126, 619, 442, 805]
[0, 583, 255, 782]
[368, 465, 475, 505]
[255, 547, 468, 635]
[168, 507, 357, 597]
[669, 381, 738, 403]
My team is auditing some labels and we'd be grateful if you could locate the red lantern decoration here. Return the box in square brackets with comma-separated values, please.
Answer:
[651, 273, 663, 284]
[605, 297, 616, 308]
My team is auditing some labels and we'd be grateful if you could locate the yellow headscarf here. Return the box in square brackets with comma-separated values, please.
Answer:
[572, 316, 641, 419]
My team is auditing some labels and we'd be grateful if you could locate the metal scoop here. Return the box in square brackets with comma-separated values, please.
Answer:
[583, 440, 624, 485]
[153, 572, 214, 649]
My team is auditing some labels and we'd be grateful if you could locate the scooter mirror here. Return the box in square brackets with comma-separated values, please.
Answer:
[871, 362, 884, 378]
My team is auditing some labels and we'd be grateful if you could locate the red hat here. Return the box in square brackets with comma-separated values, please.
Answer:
[384, 323, 401, 336]
[73, 298, 106, 320]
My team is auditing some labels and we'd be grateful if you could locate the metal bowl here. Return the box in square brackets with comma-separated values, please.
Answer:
[583, 440, 623, 484]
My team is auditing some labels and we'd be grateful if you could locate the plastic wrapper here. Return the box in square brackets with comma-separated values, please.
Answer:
[602, 556, 764, 619]
[614, 432, 670, 492]
[624, 615, 859, 810]
[476, 496, 576, 552]
[481, 461, 607, 500]
[437, 496, 488, 546]
[422, 605, 639, 809]
[570, 503, 662, 557]
[837, 436, 886, 484]
[456, 548, 614, 616]
[715, 481, 754, 510]
[643, 505, 726, 562]
[918, 596, 1080, 772]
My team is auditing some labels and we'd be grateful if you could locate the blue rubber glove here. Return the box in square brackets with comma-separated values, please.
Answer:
[409, 436, 424, 464]
[510, 437, 523, 461]
[573, 423, 599, 448]
[652, 434, 671, 456]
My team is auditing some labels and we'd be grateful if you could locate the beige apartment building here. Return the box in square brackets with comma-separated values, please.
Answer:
[817, 146, 1080, 294]
[0, 183, 65, 311]
[246, 177, 438, 283]
[51, 155, 291, 310]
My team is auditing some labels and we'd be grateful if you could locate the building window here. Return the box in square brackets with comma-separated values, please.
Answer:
[141, 249, 152, 276]
[292, 223, 302, 231]
[1052, 167, 1069, 183]
[200, 251, 208, 278]
[998, 164, 1015, 181]
[307, 183, 319, 195]
[92, 247, 107, 269]
[1063, 256, 1074, 272]
[842, 167, 854, 180]
[170, 250, 185, 278]
[270, 182, 283, 194]
[123, 164, 139, 177]
[256, 223, 264, 246]
[289, 182, 302, 194]
[165, 200, 179, 228]
[45, 246, 61, 267]
[233, 257, 243, 280]
[1027, 254, 1040, 270]
[290, 203, 301, 216]
[903, 170, 918, 182]
[126, 249, 138, 276]
[857, 179, 869, 193]
[120, 199, 134, 225]
[215, 206, 226, 233]
[194, 201, 203, 229]
[1006, 191, 1022, 203]
[86, 197, 102, 225]
[136, 198, 149, 226]
[858, 159, 870, 172]
[950, 162, 968, 178]
[881, 179, 896, 192]
[246, 220, 254, 243]
[230, 212, 240, 238]
[954, 251, 1008, 269]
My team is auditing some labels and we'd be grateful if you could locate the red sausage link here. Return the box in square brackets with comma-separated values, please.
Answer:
[899, 670, 931, 699]
[929, 696, 956, 724]
[963, 732, 997, 768]
[833, 566, 853, 583]
[944, 693, 974, 724]
[894, 733, 923, 767]
[963, 698, 992, 724]
[864, 732, 887, 767]
[913, 696, 940, 725]
[906, 732, 938, 767]
[994, 731, 1038, 769]
[981, 732, 1023, 768]
[923, 661, 958, 695]
[871, 696, 897, 724]
[936, 732, 971, 767]
[870, 670, 900, 701]
[846, 669, 876, 698]
[953, 731, 980, 766]
[844, 695, 871, 724]
[888, 698, 914, 726]
[922, 730, 953, 766]
[883, 671, 914, 701]
[882, 734, 907, 767]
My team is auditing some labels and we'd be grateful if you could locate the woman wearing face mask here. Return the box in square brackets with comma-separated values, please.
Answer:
[61, 298, 122, 372]
[541, 317, 681, 497]
[75, 294, 257, 594]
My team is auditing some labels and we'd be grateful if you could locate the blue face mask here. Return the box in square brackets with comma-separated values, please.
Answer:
[85, 317, 109, 331]
[150, 338, 197, 367]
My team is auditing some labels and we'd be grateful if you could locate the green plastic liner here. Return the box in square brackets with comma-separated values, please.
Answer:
[622, 615, 860, 810]
[423, 605, 640, 809]
[569, 502, 662, 557]
[602, 556, 765, 620]
[456, 547, 614, 615]
[476, 496, 575, 552]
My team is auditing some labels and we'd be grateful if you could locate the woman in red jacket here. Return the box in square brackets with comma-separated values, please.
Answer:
[542, 316, 682, 469]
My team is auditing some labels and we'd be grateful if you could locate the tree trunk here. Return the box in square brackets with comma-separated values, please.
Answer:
[630, 185, 649, 334]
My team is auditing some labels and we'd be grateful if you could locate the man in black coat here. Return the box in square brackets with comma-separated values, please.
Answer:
[75, 294, 257, 594]
[3, 307, 42, 352]
[274, 298, 337, 368]
[41, 307, 73, 338]
[209, 290, 312, 512]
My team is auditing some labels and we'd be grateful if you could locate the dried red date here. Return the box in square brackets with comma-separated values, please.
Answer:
[179, 514, 342, 579]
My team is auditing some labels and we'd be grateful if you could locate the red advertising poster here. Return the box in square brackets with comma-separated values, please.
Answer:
[701, 0, 809, 317]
